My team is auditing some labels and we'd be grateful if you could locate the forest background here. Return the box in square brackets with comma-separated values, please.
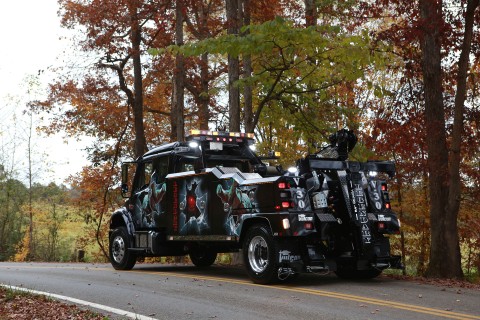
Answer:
[1, 0, 479, 281]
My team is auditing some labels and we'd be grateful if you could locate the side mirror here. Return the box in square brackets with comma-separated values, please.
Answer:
[121, 162, 132, 198]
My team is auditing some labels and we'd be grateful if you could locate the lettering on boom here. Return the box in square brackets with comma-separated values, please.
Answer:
[351, 183, 371, 244]
[173, 180, 178, 232]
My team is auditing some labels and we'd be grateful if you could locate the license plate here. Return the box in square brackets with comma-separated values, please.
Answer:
[210, 142, 223, 150]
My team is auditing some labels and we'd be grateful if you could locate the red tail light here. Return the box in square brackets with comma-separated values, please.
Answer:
[276, 180, 292, 210]
[381, 182, 391, 210]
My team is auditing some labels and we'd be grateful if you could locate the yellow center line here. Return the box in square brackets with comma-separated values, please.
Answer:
[121, 269, 479, 320]
[277, 286, 479, 320]
[2, 265, 479, 320]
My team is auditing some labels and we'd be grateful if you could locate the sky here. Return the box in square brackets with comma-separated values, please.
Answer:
[0, 0, 90, 185]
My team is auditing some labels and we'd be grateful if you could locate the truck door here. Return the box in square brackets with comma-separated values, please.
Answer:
[132, 156, 169, 229]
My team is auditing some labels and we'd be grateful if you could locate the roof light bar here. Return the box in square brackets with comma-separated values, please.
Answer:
[188, 130, 254, 140]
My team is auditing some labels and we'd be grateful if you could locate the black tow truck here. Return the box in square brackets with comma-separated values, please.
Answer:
[109, 129, 402, 284]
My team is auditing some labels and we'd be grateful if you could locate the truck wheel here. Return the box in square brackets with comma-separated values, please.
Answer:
[243, 224, 279, 284]
[109, 227, 136, 270]
[335, 264, 382, 279]
[189, 249, 217, 267]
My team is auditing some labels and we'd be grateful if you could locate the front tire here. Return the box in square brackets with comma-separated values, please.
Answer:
[109, 227, 136, 270]
[242, 224, 279, 284]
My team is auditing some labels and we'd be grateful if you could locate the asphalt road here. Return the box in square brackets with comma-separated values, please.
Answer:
[0, 262, 479, 320]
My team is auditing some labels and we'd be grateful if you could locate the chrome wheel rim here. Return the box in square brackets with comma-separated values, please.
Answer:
[248, 235, 269, 273]
[112, 236, 125, 264]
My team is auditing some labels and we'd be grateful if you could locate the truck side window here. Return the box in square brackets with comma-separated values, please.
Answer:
[145, 162, 153, 185]
[134, 162, 153, 191]
[152, 156, 169, 183]
[174, 156, 196, 173]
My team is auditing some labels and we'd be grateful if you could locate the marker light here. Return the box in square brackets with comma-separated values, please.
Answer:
[304, 222, 314, 230]
[188, 130, 255, 140]
[188, 141, 199, 148]
[281, 201, 290, 208]
[287, 167, 298, 174]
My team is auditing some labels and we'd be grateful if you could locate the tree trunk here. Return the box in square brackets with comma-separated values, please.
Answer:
[393, 156, 407, 276]
[172, 0, 185, 141]
[199, 52, 210, 130]
[241, 0, 254, 133]
[226, 0, 240, 132]
[129, 1, 147, 157]
[198, 4, 210, 130]
[27, 113, 34, 261]
[419, 0, 458, 279]
[304, 0, 317, 26]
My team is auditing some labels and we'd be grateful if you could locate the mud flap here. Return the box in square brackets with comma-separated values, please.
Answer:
[276, 239, 304, 273]
[275, 239, 332, 273]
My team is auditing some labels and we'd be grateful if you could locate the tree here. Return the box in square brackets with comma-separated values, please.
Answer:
[128, 0, 148, 157]
[37, 0, 178, 257]
[355, 0, 480, 278]
[178, 17, 382, 151]
[241, 0, 254, 132]
[172, 0, 186, 141]
[182, 0, 225, 131]
[0, 177, 27, 261]
[420, 0, 479, 279]
[226, 0, 241, 131]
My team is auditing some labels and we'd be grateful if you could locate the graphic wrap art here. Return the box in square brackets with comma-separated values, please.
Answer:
[179, 179, 209, 235]
[134, 171, 167, 228]
[216, 179, 257, 236]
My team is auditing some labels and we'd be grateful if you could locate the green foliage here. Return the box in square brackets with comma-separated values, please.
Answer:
[162, 17, 388, 158]
[174, 17, 378, 93]
[0, 176, 99, 262]
[0, 177, 28, 261]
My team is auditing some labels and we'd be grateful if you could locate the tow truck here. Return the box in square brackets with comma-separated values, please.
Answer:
[109, 129, 402, 283]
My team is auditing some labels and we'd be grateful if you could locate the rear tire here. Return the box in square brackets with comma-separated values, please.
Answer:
[189, 248, 217, 267]
[109, 227, 136, 270]
[243, 224, 279, 284]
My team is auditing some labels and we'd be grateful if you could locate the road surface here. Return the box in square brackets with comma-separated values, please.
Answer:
[0, 262, 479, 320]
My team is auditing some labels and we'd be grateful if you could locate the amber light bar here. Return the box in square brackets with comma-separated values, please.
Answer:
[189, 129, 254, 139]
